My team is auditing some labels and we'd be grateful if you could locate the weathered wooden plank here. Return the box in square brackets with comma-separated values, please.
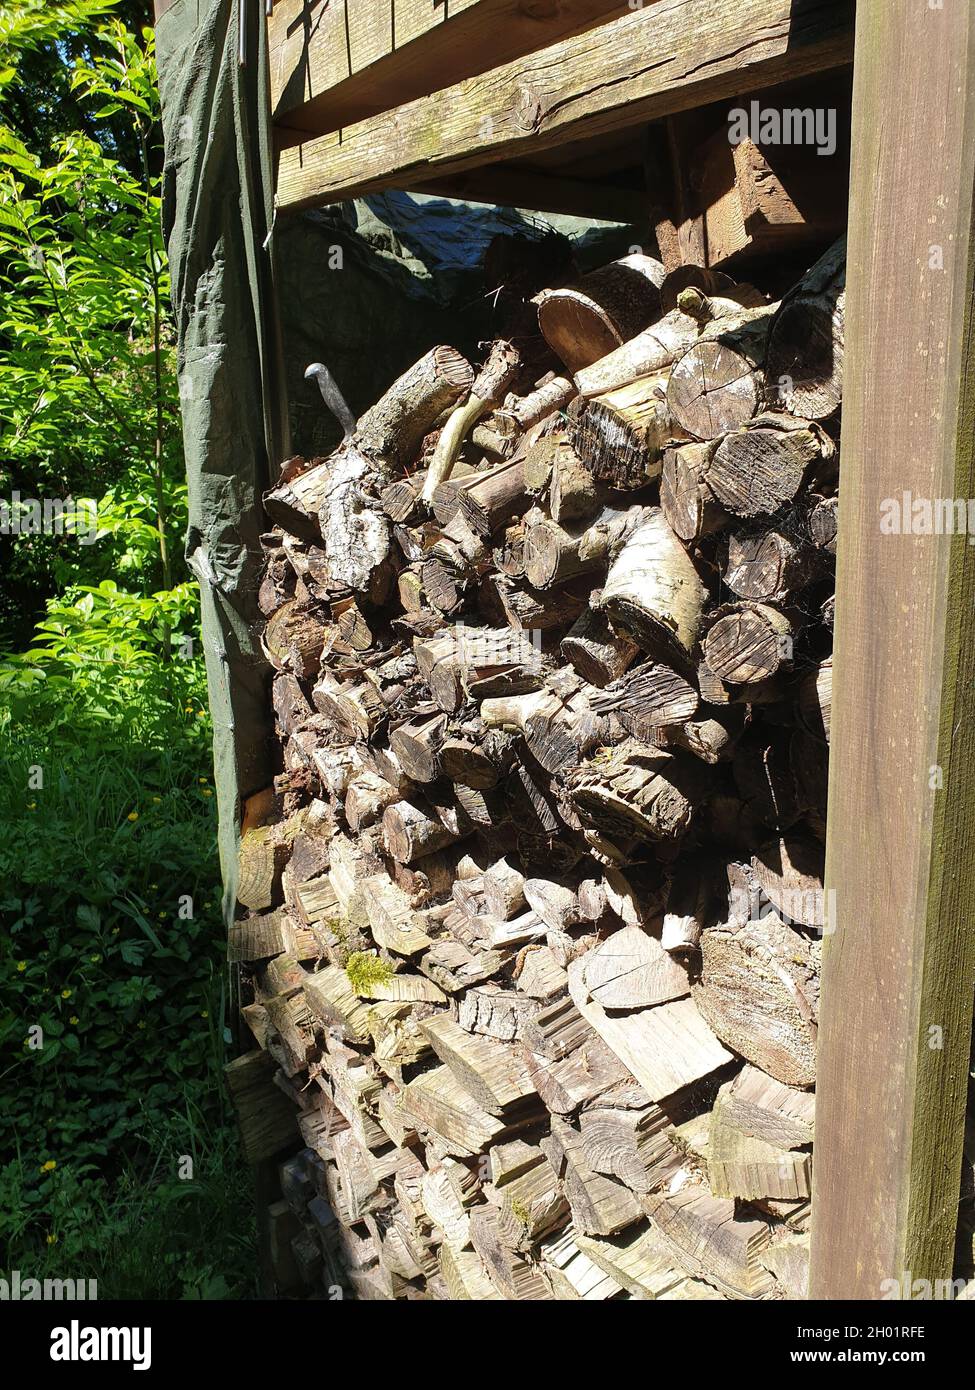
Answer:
[269, 0, 624, 136]
[810, 0, 975, 1299]
[414, 166, 648, 225]
[276, 0, 854, 213]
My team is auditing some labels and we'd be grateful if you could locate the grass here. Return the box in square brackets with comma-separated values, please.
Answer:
[0, 717, 257, 1298]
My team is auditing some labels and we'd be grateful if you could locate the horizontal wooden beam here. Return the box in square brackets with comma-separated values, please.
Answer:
[269, 0, 625, 139]
[275, 0, 855, 214]
[412, 165, 646, 225]
[809, 0, 975, 1300]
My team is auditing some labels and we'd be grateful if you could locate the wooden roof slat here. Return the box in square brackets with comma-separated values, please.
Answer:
[275, 0, 855, 215]
[269, 0, 626, 139]
[414, 166, 647, 225]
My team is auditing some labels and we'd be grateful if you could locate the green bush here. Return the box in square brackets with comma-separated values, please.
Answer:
[0, 690, 256, 1297]
[0, 6, 257, 1297]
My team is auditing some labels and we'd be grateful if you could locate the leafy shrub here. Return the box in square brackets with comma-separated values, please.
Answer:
[0, 578, 207, 742]
[0, 702, 256, 1296]
[0, 7, 256, 1297]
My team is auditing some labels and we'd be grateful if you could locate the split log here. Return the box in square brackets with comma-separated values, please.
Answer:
[433, 457, 527, 536]
[439, 1244, 504, 1301]
[760, 1236, 810, 1300]
[573, 308, 701, 398]
[579, 1092, 680, 1195]
[421, 339, 522, 503]
[660, 442, 727, 541]
[457, 986, 539, 1043]
[399, 1066, 508, 1157]
[419, 1014, 537, 1114]
[541, 1115, 643, 1236]
[482, 857, 526, 920]
[467, 906, 547, 952]
[573, 1222, 692, 1300]
[513, 945, 568, 1001]
[522, 1030, 630, 1117]
[522, 674, 606, 774]
[304, 966, 373, 1044]
[228, 910, 289, 963]
[702, 602, 794, 685]
[357, 345, 475, 473]
[594, 507, 704, 660]
[389, 711, 447, 783]
[469, 1207, 552, 1300]
[548, 436, 600, 524]
[716, 1063, 815, 1150]
[523, 874, 588, 932]
[560, 607, 638, 687]
[666, 299, 778, 441]
[259, 533, 297, 614]
[568, 956, 733, 1102]
[765, 236, 845, 420]
[567, 741, 710, 846]
[703, 413, 834, 519]
[539, 1229, 626, 1301]
[535, 254, 667, 373]
[574, 372, 688, 490]
[496, 1152, 568, 1250]
[752, 836, 826, 931]
[709, 1083, 811, 1203]
[693, 914, 820, 1088]
[581, 924, 689, 1009]
[380, 470, 429, 524]
[644, 1188, 772, 1300]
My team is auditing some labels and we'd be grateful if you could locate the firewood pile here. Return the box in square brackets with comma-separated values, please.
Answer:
[231, 235, 843, 1301]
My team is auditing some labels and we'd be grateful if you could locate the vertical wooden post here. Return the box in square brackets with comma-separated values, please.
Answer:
[810, 0, 975, 1299]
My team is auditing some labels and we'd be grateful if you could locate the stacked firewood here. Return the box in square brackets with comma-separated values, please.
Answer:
[231, 236, 843, 1301]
